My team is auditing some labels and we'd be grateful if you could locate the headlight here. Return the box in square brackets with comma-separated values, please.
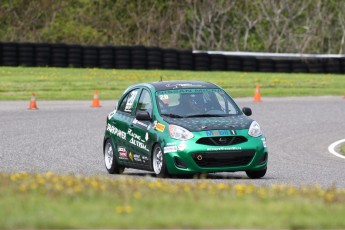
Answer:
[248, 121, 262, 137]
[169, 125, 194, 140]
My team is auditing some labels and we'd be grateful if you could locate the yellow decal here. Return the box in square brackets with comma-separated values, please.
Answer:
[155, 123, 165, 132]
[129, 152, 133, 161]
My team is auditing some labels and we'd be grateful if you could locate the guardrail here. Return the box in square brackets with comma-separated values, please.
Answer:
[1, 42, 344, 73]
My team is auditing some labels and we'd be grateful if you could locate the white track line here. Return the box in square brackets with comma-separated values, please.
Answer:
[328, 139, 345, 159]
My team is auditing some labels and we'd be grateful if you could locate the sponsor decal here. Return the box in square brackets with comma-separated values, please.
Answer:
[129, 138, 149, 151]
[133, 118, 149, 128]
[142, 156, 149, 162]
[206, 147, 242, 151]
[261, 137, 267, 148]
[127, 128, 149, 152]
[166, 142, 178, 146]
[206, 130, 231, 137]
[128, 152, 134, 161]
[164, 146, 177, 153]
[155, 123, 165, 132]
[133, 154, 142, 162]
[106, 124, 126, 140]
[118, 147, 128, 160]
[156, 88, 222, 95]
[128, 128, 143, 141]
[125, 90, 138, 112]
[178, 142, 187, 151]
[159, 94, 169, 104]
[152, 121, 157, 130]
[145, 132, 149, 141]
[108, 110, 116, 119]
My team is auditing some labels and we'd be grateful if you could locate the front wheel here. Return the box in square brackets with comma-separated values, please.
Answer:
[245, 167, 267, 179]
[104, 139, 125, 174]
[152, 144, 169, 178]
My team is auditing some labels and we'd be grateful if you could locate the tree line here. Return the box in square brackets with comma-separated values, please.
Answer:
[1, 0, 345, 54]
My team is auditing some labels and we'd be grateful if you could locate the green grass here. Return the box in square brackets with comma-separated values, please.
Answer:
[341, 144, 345, 156]
[1, 172, 345, 229]
[0, 67, 345, 100]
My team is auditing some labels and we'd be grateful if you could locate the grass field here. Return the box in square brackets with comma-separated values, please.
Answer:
[1, 66, 345, 100]
[341, 144, 345, 156]
[1, 172, 345, 229]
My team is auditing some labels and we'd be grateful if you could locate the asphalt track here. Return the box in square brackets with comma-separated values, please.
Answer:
[0, 97, 344, 188]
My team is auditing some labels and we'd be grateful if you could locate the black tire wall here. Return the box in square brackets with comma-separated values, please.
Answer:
[0, 42, 344, 74]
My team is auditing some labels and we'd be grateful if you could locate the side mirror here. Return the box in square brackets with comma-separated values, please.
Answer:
[136, 111, 151, 121]
[242, 107, 252, 116]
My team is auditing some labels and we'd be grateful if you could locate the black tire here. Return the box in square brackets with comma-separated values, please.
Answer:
[152, 144, 169, 178]
[245, 167, 267, 179]
[104, 139, 125, 174]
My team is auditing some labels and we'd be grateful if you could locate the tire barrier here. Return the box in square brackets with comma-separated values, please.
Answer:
[35, 43, 51, 67]
[147, 46, 163, 70]
[18, 43, 35, 67]
[1, 42, 345, 73]
[2, 42, 18, 66]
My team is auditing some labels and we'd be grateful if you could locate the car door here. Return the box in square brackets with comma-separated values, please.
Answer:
[110, 88, 140, 167]
[127, 88, 154, 169]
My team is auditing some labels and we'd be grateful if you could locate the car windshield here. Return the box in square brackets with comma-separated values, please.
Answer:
[156, 88, 241, 118]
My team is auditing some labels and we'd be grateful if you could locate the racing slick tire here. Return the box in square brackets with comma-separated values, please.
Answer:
[104, 139, 125, 174]
[245, 167, 267, 179]
[152, 144, 169, 178]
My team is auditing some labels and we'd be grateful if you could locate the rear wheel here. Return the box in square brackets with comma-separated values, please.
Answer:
[152, 144, 169, 178]
[245, 167, 267, 179]
[104, 139, 125, 174]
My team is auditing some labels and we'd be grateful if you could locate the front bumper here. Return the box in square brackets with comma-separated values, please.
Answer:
[163, 133, 268, 175]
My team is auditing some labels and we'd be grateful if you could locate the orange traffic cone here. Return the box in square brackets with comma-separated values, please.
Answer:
[253, 85, 262, 102]
[91, 89, 101, 107]
[28, 92, 38, 110]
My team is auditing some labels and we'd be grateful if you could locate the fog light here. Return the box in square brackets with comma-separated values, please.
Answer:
[174, 157, 187, 168]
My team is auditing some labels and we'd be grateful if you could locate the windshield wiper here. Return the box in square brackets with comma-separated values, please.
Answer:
[185, 114, 228, 118]
[161, 113, 184, 118]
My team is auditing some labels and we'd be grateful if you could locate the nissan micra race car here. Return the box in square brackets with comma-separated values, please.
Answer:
[103, 81, 268, 178]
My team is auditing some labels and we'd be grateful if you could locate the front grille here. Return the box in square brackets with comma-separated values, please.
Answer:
[192, 150, 255, 167]
[196, 136, 247, 146]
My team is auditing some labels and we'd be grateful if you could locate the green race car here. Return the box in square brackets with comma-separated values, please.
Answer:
[103, 81, 268, 178]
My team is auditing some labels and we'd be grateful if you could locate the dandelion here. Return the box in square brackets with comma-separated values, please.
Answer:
[133, 191, 142, 200]
[324, 192, 335, 203]
[216, 183, 228, 191]
[234, 184, 246, 197]
[115, 205, 133, 214]
[287, 187, 296, 196]
[183, 184, 191, 193]
[256, 187, 266, 199]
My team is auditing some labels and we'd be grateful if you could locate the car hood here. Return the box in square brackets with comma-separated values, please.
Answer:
[163, 115, 252, 132]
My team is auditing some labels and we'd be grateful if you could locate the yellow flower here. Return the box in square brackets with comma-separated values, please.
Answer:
[256, 188, 266, 198]
[133, 191, 142, 200]
[115, 205, 133, 214]
[324, 192, 335, 203]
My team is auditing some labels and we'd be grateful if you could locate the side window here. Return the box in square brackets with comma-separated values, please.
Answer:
[118, 89, 139, 113]
[215, 92, 237, 114]
[137, 89, 153, 117]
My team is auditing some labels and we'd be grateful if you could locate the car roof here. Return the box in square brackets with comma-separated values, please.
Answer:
[148, 80, 219, 91]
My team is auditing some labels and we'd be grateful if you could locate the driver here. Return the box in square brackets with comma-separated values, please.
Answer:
[180, 93, 205, 114]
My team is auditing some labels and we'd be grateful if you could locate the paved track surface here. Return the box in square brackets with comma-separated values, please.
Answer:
[0, 97, 344, 188]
